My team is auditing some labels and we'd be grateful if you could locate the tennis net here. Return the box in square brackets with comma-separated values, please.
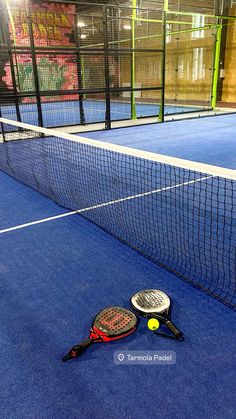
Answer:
[0, 117, 235, 309]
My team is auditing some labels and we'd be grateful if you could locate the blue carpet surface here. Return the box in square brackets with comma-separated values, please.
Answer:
[0, 171, 68, 229]
[84, 114, 236, 169]
[0, 101, 202, 127]
[0, 171, 236, 418]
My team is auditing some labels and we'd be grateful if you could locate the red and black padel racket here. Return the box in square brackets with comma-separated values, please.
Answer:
[62, 307, 137, 362]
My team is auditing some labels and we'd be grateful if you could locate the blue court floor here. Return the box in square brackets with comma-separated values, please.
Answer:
[0, 171, 235, 419]
[0, 115, 236, 418]
[84, 113, 236, 169]
[0, 100, 203, 127]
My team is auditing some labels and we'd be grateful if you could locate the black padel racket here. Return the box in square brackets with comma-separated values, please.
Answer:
[62, 307, 137, 361]
[130, 289, 184, 341]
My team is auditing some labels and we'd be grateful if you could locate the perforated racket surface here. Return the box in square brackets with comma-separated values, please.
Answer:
[130, 289, 183, 340]
[62, 307, 137, 361]
[132, 289, 171, 314]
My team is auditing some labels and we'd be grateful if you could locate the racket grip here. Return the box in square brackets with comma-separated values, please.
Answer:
[62, 338, 92, 362]
[165, 320, 184, 340]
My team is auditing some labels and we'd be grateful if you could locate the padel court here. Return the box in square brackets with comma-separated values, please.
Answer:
[0, 113, 235, 418]
[0, 100, 204, 127]
[0, 1, 236, 418]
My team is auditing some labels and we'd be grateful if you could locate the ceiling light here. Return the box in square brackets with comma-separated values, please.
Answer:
[77, 21, 86, 28]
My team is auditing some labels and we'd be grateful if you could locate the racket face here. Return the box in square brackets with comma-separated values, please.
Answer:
[91, 307, 137, 341]
[130, 290, 170, 315]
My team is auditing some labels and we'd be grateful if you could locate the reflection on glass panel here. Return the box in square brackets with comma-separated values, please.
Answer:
[165, 26, 216, 112]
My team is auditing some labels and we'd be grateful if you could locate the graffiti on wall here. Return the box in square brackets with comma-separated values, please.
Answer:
[10, 2, 75, 46]
[3, 1, 79, 101]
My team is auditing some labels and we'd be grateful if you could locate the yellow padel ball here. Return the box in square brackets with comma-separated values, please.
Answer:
[147, 318, 160, 331]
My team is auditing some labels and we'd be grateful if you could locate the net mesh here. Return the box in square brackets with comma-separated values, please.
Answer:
[0, 118, 235, 309]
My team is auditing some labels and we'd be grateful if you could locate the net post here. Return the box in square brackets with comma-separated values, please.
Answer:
[24, 0, 43, 127]
[0, 113, 6, 142]
[211, 23, 222, 109]
[159, 11, 166, 123]
[131, 0, 137, 120]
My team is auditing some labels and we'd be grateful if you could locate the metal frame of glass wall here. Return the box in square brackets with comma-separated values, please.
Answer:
[0, 0, 235, 130]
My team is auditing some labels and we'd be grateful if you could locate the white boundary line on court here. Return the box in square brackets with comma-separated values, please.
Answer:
[1, 117, 236, 180]
[0, 211, 78, 234]
[0, 174, 213, 234]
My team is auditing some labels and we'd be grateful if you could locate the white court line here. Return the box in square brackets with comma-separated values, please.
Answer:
[0, 174, 213, 235]
[0, 210, 78, 234]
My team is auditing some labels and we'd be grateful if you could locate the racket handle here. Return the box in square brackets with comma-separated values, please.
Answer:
[62, 338, 93, 362]
[165, 320, 184, 340]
